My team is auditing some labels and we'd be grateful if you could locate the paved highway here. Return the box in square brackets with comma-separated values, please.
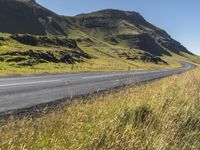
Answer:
[0, 62, 195, 115]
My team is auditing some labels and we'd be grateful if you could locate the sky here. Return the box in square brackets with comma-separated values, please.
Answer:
[36, 0, 200, 55]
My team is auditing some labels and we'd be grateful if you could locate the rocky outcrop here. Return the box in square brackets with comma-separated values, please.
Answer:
[0, 49, 91, 66]
[10, 34, 77, 48]
[116, 33, 171, 56]
[118, 51, 167, 64]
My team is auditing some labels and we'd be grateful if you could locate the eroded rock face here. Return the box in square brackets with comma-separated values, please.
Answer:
[0, 49, 92, 66]
[158, 38, 193, 55]
[11, 34, 38, 46]
[11, 34, 77, 48]
[116, 33, 171, 56]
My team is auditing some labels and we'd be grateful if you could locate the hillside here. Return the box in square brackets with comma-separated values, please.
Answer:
[65, 9, 193, 56]
[0, 0, 197, 75]
[0, 0, 68, 35]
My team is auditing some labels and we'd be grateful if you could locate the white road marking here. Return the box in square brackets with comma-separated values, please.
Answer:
[0, 74, 77, 82]
[0, 76, 51, 82]
[0, 79, 61, 87]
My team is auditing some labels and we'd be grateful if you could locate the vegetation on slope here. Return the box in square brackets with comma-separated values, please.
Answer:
[66, 9, 193, 56]
[1, 66, 200, 149]
[0, 0, 67, 35]
[0, 33, 180, 76]
[0, 1, 198, 76]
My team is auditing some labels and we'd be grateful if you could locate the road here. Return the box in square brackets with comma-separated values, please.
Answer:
[0, 62, 195, 115]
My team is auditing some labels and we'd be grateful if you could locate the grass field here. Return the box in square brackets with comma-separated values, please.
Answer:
[0, 65, 199, 149]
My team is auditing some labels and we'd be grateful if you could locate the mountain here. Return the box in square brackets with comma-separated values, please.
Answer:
[0, 0, 193, 57]
[0, 0, 67, 35]
[65, 9, 193, 56]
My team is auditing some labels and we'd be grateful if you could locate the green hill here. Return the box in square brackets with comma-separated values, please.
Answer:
[0, 1, 197, 75]
[65, 9, 192, 56]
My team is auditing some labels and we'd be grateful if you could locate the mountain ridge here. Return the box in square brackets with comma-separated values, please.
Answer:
[0, 0, 194, 57]
[67, 9, 192, 56]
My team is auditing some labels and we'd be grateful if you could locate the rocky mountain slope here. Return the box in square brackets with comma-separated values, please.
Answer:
[65, 9, 193, 56]
[0, 0, 193, 57]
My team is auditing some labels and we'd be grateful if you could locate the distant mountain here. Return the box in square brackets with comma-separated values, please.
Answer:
[0, 0, 193, 56]
[65, 9, 192, 56]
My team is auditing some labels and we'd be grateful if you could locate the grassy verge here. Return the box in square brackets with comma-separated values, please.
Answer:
[0, 66, 200, 149]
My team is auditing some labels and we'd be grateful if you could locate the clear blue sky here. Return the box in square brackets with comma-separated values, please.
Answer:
[36, 0, 200, 55]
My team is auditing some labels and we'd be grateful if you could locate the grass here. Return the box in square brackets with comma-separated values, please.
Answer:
[0, 58, 181, 76]
[0, 33, 182, 76]
[0, 65, 200, 149]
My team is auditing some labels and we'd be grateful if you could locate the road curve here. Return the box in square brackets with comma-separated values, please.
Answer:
[0, 62, 195, 115]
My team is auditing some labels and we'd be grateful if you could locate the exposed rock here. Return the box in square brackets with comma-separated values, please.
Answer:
[0, 49, 91, 66]
[11, 34, 38, 46]
[118, 51, 167, 64]
[158, 38, 193, 55]
[11, 34, 78, 48]
[116, 33, 171, 56]
[60, 53, 74, 64]
[0, 37, 5, 41]
[6, 57, 27, 62]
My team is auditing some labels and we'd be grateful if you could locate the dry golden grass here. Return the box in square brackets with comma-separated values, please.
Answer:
[0, 66, 200, 149]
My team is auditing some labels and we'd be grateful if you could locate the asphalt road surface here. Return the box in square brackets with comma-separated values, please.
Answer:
[0, 62, 195, 115]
